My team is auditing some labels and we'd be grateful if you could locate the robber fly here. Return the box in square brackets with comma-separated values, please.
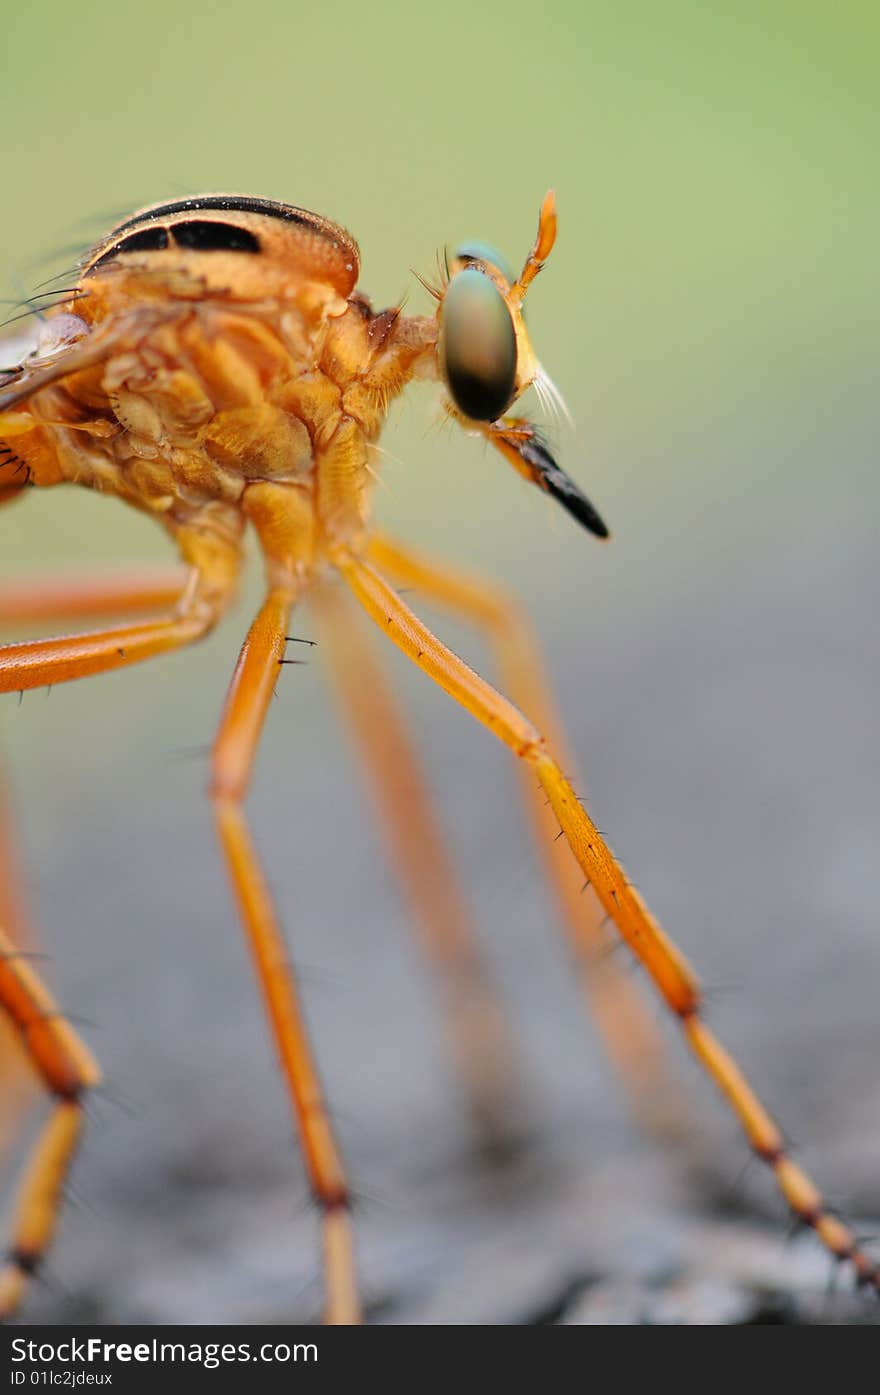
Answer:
[0, 194, 875, 1323]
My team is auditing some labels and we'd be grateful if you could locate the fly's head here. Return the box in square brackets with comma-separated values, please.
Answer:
[427, 193, 609, 540]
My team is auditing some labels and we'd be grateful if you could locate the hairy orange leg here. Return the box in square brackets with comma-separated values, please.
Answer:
[366, 535, 683, 1136]
[211, 588, 359, 1325]
[0, 608, 214, 694]
[0, 924, 102, 1316]
[0, 516, 239, 695]
[336, 547, 880, 1291]
[312, 582, 521, 1146]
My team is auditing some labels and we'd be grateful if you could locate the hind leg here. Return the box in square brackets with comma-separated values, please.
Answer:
[313, 582, 521, 1146]
[0, 562, 229, 1314]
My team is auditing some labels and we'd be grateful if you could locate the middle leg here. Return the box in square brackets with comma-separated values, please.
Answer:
[211, 587, 359, 1325]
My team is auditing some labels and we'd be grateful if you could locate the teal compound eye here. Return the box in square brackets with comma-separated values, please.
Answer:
[439, 267, 518, 422]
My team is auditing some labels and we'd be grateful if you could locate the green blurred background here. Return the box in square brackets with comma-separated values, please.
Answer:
[1, 1, 878, 1322]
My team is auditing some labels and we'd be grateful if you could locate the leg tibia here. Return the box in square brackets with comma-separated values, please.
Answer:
[0, 1102, 84, 1314]
[534, 753, 699, 1015]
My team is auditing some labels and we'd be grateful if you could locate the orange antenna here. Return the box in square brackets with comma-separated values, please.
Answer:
[510, 189, 557, 304]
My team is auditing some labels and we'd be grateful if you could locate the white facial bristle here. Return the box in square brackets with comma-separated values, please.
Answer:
[534, 364, 574, 430]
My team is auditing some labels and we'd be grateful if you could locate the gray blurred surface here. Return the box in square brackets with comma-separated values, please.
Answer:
[2, 465, 878, 1326]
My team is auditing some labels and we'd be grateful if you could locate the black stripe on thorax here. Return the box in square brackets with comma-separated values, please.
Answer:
[87, 218, 262, 273]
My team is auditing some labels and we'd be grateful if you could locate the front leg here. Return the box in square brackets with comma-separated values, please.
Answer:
[335, 545, 880, 1293]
